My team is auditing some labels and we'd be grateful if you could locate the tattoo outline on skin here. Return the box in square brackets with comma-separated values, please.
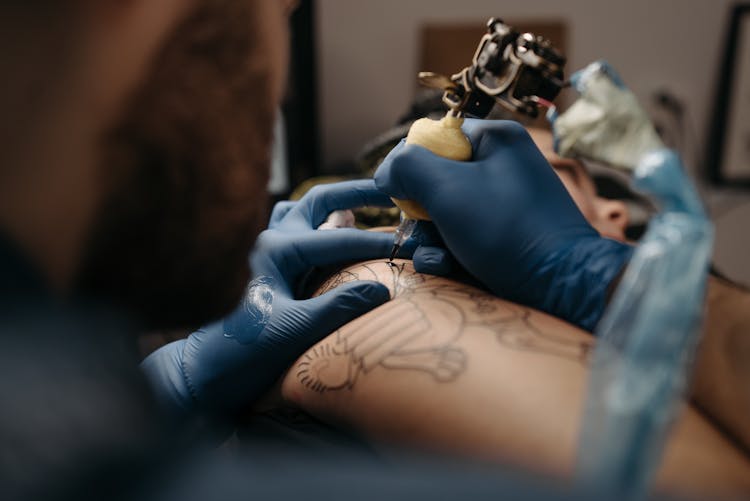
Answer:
[297, 261, 591, 393]
[296, 294, 467, 392]
[419, 283, 592, 364]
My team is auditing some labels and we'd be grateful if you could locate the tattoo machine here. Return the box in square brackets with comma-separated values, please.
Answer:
[389, 17, 567, 261]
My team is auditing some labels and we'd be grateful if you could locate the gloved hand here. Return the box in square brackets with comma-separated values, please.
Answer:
[375, 120, 632, 331]
[142, 180, 403, 416]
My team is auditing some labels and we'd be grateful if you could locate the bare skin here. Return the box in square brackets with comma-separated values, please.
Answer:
[691, 276, 750, 453]
[528, 127, 629, 242]
[281, 259, 750, 500]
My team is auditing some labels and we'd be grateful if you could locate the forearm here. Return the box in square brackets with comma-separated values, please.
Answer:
[690, 275, 750, 451]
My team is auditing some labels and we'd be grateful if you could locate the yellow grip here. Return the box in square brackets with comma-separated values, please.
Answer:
[391, 115, 473, 221]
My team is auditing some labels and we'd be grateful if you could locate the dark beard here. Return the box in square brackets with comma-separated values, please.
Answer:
[75, 0, 275, 329]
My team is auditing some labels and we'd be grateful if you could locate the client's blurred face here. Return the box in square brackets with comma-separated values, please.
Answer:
[528, 128, 629, 242]
[76, 0, 290, 328]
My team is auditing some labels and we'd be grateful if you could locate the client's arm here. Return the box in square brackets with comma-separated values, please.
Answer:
[281, 259, 750, 499]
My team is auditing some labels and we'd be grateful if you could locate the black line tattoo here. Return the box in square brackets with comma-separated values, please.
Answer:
[297, 260, 591, 392]
[483, 303, 592, 364]
[296, 295, 467, 392]
[317, 261, 438, 299]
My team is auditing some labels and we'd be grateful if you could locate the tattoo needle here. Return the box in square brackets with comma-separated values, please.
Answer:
[389, 215, 418, 262]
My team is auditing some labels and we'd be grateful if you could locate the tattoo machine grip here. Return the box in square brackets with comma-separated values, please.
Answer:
[391, 115, 473, 220]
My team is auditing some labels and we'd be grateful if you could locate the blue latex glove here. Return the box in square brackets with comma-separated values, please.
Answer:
[375, 120, 632, 331]
[409, 221, 455, 276]
[142, 180, 403, 416]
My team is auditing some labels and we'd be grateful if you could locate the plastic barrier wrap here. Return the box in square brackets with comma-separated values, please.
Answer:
[575, 149, 713, 497]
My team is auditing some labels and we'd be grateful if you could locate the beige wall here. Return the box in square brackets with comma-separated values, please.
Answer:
[317, 0, 734, 170]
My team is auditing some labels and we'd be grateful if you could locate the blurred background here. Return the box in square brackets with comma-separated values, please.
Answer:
[280, 0, 750, 285]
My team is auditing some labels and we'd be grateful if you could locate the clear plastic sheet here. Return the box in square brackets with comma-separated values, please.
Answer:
[548, 59, 713, 498]
[575, 148, 713, 497]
